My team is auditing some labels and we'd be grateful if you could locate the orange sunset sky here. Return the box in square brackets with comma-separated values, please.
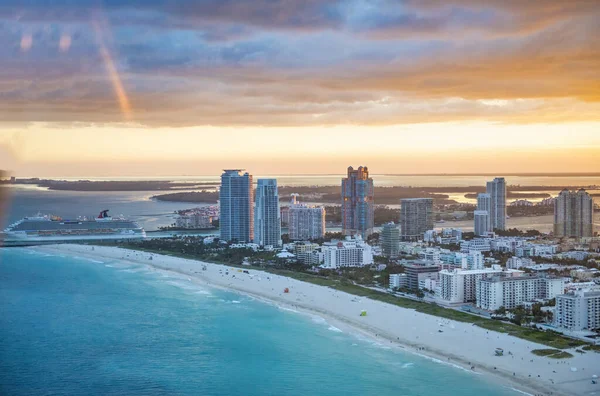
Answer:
[0, 1, 598, 176]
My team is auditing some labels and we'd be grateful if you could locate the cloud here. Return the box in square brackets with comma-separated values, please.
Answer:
[0, 0, 598, 127]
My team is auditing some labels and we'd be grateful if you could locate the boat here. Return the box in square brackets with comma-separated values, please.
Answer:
[2, 210, 146, 246]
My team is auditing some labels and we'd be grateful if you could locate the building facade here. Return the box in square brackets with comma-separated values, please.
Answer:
[404, 264, 440, 291]
[486, 177, 506, 231]
[473, 210, 490, 237]
[437, 267, 508, 305]
[554, 288, 600, 331]
[554, 189, 594, 239]
[341, 166, 374, 237]
[381, 222, 400, 258]
[254, 179, 281, 247]
[389, 273, 408, 290]
[476, 276, 565, 311]
[476, 193, 492, 233]
[219, 170, 253, 243]
[288, 196, 326, 241]
[320, 237, 374, 269]
[400, 198, 434, 241]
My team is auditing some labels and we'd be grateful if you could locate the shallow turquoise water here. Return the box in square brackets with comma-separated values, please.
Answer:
[0, 249, 518, 395]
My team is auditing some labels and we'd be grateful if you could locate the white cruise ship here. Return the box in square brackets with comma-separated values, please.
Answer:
[2, 210, 146, 246]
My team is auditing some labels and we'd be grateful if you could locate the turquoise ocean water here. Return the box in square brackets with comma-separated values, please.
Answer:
[0, 249, 519, 395]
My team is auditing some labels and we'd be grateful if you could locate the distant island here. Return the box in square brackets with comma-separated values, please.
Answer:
[1, 178, 218, 191]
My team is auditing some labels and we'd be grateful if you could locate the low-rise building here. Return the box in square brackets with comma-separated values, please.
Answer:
[460, 238, 491, 253]
[424, 228, 462, 244]
[418, 248, 441, 264]
[292, 242, 320, 265]
[506, 257, 535, 270]
[570, 268, 599, 281]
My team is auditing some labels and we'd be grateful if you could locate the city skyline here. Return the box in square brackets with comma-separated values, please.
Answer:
[1, 1, 599, 176]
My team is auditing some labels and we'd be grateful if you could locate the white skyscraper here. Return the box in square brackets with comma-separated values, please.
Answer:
[220, 170, 253, 243]
[474, 210, 490, 237]
[486, 178, 506, 231]
[254, 179, 281, 247]
[288, 196, 326, 241]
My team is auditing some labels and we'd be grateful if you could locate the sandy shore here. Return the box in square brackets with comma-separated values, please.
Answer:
[33, 244, 600, 396]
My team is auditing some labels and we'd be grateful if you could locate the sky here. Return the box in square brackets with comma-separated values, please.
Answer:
[0, 0, 599, 176]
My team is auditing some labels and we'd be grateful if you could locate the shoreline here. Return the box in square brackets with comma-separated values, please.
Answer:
[31, 244, 600, 396]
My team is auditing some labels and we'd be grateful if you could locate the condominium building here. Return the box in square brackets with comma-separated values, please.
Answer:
[381, 222, 400, 258]
[419, 247, 441, 264]
[341, 166, 374, 238]
[486, 177, 507, 231]
[320, 237, 374, 269]
[554, 288, 600, 331]
[460, 238, 491, 253]
[439, 251, 484, 270]
[476, 276, 565, 311]
[220, 170, 253, 243]
[287, 196, 326, 241]
[254, 179, 281, 247]
[293, 242, 321, 265]
[423, 228, 462, 244]
[437, 266, 510, 305]
[554, 189, 594, 239]
[476, 193, 492, 233]
[506, 256, 535, 270]
[474, 210, 490, 237]
[404, 264, 440, 291]
[389, 273, 408, 290]
[400, 198, 434, 241]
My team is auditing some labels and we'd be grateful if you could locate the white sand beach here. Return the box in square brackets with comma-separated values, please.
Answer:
[34, 244, 600, 396]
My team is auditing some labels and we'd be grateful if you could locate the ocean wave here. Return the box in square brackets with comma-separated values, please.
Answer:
[193, 290, 212, 295]
[310, 315, 327, 324]
[231, 300, 241, 304]
[118, 267, 147, 274]
[278, 306, 300, 314]
[401, 362, 414, 369]
[86, 259, 104, 264]
[328, 326, 343, 333]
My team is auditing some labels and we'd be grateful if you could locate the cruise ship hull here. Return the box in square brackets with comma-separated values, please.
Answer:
[2, 212, 146, 247]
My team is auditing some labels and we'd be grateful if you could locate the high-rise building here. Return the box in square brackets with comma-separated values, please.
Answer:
[400, 198, 434, 241]
[341, 166, 374, 238]
[476, 193, 492, 232]
[254, 179, 281, 247]
[554, 189, 594, 239]
[288, 196, 326, 241]
[473, 210, 490, 237]
[381, 222, 400, 258]
[486, 178, 506, 231]
[219, 170, 253, 243]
